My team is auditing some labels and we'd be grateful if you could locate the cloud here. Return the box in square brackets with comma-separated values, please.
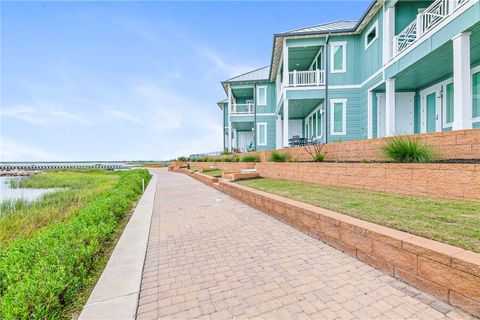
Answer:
[49, 110, 93, 126]
[0, 106, 46, 124]
[104, 109, 143, 124]
[0, 137, 62, 161]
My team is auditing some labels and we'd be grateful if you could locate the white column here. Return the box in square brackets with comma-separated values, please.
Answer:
[227, 84, 232, 151]
[383, 6, 395, 63]
[367, 89, 373, 139]
[452, 32, 472, 130]
[283, 40, 289, 87]
[385, 78, 396, 136]
[283, 99, 289, 147]
[276, 115, 283, 149]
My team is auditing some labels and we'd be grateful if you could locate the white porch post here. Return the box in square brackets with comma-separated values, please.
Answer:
[276, 115, 283, 149]
[283, 40, 289, 87]
[283, 99, 289, 147]
[383, 6, 395, 63]
[452, 32, 472, 130]
[367, 89, 373, 139]
[227, 84, 232, 151]
[385, 78, 396, 136]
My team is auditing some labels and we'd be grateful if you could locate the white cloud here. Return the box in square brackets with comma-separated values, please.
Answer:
[0, 106, 46, 124]
[0, 137, 62, 161]
[104, 109, 143, 124]
[50, 110, 93, 126]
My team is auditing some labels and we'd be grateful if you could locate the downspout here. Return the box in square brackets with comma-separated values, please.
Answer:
[253, 84, 257, 151]
[324, 33, 330, 144]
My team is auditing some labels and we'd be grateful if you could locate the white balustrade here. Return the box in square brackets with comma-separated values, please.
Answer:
[287, 69, 324, 87]
[231, 103, 254, 114]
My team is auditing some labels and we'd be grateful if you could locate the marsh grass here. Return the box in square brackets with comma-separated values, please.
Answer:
[0, 170, 117, 247]
[0, 169, 150, 319]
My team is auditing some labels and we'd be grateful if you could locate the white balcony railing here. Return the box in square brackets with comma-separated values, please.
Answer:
[393, 0, 469, 55]
[231, 103, 254, 114]
[287, 69, 325, 87]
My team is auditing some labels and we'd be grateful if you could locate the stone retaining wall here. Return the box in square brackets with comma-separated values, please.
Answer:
[213, 179, 480, 317]
[187, 162, 256, 171]
[255, 162, 480, 201]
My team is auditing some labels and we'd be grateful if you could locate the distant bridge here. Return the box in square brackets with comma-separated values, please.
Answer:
[0, 164, 128, 171]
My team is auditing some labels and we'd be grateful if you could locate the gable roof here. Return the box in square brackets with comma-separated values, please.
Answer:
[217, 99, 227, 110]
[221, 66, 270, 93]
[269, 0, 384, 81]
[223, 66, 270, 84]
[280, 20, 357, 36]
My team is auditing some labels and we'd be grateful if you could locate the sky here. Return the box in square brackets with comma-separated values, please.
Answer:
[1, 1, 370, 161]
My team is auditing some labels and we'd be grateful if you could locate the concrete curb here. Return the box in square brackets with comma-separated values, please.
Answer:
[79, 173, 157, 320]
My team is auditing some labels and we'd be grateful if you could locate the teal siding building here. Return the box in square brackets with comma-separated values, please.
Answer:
[219, 0, 480, 151]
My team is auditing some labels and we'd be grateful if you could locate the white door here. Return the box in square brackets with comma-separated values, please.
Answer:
[377, 93, 414, 137]
[420, 85, 442, 133]
[395, 93, 414, 135]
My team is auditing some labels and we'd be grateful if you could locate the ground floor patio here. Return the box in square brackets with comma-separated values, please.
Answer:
[135, 169, 473, 319]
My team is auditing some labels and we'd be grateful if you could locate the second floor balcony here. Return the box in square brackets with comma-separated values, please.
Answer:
[287, 69, 325, 87]
[231, 103, 254, 114]
[393, 0, 470, 56]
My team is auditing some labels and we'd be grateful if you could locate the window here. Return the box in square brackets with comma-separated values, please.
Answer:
[444, 82, 454, 126]
[330, 99, 347, 135]
[365, 20, 378, 50]
[304, 105, 323, 139]
[257, 122, 267, 146]
[474, 72, 480, 119]
[257, 86, 267, 106]
[330, 42, 346, 73]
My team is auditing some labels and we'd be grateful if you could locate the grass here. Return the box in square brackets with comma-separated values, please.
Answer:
[237, 178, 480, 253]
[202, 169, 223, 177]
[382, 136, 438, 163]
[0, 169, 150, 319]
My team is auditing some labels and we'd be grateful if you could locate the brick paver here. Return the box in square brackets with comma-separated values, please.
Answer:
[137, 169, 474, 320]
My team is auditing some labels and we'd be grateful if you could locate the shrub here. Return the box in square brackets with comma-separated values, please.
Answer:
[381, 136, 438, 163]
[241, 155, 259, 162]
[305, 142, 326, 162]
[269, 151, 290, 162]
[0, 170, 150, 318]
[220, 150, 231, 155]
[177, 156, 188, 161]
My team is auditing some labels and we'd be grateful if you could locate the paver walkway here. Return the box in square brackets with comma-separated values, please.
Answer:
[137, 169, 473, 320]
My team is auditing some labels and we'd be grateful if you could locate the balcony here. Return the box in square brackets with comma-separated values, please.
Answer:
[393, 0, 470, 55]
[230, 103, 254, 114]
[287, 69, 325, 87]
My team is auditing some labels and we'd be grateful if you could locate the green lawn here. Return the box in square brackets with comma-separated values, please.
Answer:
[237, 178, 480, 253]
[201, 169, 223, 177]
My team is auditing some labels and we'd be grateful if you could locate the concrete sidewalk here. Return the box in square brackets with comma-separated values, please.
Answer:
[79, 172, 157, 320]
[136, 169, 473, 320]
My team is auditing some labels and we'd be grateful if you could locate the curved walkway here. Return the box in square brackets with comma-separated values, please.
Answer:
[137, 169, 473, 320]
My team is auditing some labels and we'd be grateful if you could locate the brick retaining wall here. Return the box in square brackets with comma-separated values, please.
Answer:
[187, 162, 256, 171]
[208, 129, 480, 162]
[255, 162, 480, 201]
[213, 179, 480, 317]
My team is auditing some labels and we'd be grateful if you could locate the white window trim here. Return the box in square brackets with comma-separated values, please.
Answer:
[257, 122, 267, 146]
[364, 20, 379, 50]
[330, 41, 347, 73]
[420, 84, 442, 133]
[472, 65, 480, 123]
[442, 80, 454, 128]
[257, 86, 267, 106]
[305, 105, 323, 139]
[330, 99, 347, 135]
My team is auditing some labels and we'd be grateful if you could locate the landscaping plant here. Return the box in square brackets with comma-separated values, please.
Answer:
[241, 155, 259, 162]
[305, 142, 327, 162]
[269, 151, 290, 162]
[382, 136, 438, 163]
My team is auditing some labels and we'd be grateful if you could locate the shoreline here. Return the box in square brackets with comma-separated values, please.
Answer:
[0, 170, 42, 177]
